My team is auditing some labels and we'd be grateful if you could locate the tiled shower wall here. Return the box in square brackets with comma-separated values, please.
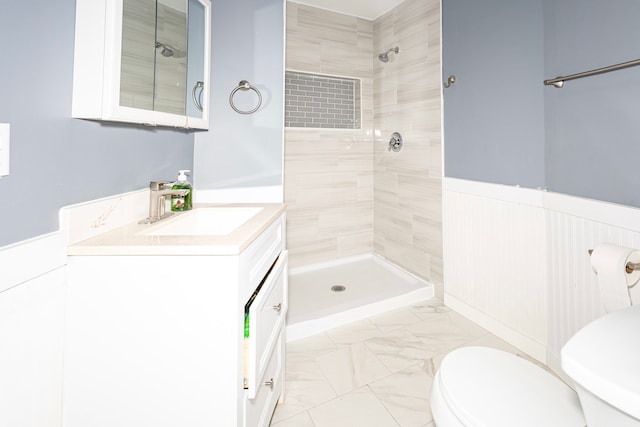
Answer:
[285, 3, 375, 267]
[284, 0, 443, 295]
[373, 0, 443, 293]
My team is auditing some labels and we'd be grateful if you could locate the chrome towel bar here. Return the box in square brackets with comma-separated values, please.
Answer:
[544, 58, 640, 88]
[588, 249, 640, 274]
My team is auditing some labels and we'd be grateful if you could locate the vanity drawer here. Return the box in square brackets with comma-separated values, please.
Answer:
[245, 250, 288, 399]
[244, 333, 284, 427]
[241, 214, 285, 302]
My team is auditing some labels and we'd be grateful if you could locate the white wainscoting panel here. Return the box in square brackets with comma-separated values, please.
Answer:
[443, 183, 548, 362]
[545, 198, 640, 375]
[444, 177, 640, 374]
[0, 232, 66, 294]
[0, 188, 153, 427]
[0, 268, 66, 427]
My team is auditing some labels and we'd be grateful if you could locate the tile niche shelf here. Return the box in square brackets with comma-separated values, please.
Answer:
[285, 71, 361, 129]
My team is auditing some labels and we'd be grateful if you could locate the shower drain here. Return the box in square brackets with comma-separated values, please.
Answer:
[330, 285, 347, 292]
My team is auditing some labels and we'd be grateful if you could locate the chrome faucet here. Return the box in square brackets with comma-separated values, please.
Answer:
[140, 181, 190, 224]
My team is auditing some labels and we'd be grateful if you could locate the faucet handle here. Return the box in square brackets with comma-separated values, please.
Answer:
[150, 181, 172, 191]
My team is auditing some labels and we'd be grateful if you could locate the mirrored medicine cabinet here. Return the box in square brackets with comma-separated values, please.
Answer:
[72, 0, 211, 129]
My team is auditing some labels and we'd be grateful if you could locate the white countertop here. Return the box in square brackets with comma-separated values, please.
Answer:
[67, 203, 286, 256]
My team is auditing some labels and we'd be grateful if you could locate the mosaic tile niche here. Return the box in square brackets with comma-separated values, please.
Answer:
[285, 71, 361, 129]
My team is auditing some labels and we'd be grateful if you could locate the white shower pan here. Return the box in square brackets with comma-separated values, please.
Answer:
[286, 253, 434, 341]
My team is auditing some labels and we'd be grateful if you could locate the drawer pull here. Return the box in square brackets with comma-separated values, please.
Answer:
[264, 378, 274, 390]
[272, 303, 282, 312]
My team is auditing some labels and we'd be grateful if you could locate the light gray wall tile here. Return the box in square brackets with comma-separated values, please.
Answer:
[284, 0, 443, 295]
[373, 0, 443, 294]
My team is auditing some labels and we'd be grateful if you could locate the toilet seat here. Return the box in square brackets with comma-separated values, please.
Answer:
[432, 346, 586, 427]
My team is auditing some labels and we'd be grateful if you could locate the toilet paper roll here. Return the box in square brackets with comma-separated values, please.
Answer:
[590, 244, 640, 312]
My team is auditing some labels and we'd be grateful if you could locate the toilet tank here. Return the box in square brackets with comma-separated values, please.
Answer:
[561, 305, 640, 427]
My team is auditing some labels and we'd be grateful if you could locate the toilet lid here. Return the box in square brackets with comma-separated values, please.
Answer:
[562, 305, 640, 420]
[438, 346, 585, 427]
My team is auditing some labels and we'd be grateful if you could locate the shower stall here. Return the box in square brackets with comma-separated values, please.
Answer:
[284, 0, 442, 340]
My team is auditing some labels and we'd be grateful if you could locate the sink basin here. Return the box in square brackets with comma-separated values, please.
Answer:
[140, 207, 264, 236]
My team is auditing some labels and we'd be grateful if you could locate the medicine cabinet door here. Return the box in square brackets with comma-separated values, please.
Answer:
[72, 0, 211, 129]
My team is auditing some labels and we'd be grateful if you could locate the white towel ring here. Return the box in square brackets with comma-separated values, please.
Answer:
[229, 80, 262, 114]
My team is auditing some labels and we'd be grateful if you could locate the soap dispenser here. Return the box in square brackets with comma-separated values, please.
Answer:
[171, 170, 193, 211]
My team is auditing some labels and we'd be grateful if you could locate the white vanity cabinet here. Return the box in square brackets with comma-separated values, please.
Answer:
[63, 211, 287, 427]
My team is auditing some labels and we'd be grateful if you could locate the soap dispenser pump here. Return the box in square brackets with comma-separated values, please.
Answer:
[171, 170, 193, 211]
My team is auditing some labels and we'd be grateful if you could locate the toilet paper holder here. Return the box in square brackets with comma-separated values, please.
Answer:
[588, 249, 640, 274]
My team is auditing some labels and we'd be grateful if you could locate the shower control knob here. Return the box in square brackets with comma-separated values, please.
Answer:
[388, 132, 403, 152]
[264, 378, 274, 390]
[272, 303, 282, 312]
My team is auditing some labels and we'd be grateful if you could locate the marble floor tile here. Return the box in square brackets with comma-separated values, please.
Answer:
[408, 298, 451, 319]
[270, 410, 316, 427]
[308, 386, 400, 427]
[316, 342, 391, 395]
[325, 318, 383, 345]
[369, 361, 435, 427]
[367, 306, 423, 333]
[286, 332, 343, 360]
[446, 310, 490, 337]
[406, 311, 488, 356]
[272, 378, 336, 423]
[271, 356, 338, 423]
[364, 328, 436, 373]
[270, 299, 539, 427]
[285, 350, 328, 382]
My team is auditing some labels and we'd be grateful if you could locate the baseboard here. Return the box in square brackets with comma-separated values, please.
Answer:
[545, 351, 575, 387]
[444, 293, 547, 364]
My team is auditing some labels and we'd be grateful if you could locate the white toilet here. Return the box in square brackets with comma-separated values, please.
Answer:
[430, 306, 640, 426]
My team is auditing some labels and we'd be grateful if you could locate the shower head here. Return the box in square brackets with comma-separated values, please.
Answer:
[378, 47, 399, 63]
[155, 42, 175, 58]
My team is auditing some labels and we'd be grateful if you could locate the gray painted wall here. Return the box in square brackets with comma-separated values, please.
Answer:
[543, 0, 640, 207]
[193, 0, 284, 190]
[0, 0, 195, 247]
[443, 0, 640, 208]
[442, 0, 546, 189]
